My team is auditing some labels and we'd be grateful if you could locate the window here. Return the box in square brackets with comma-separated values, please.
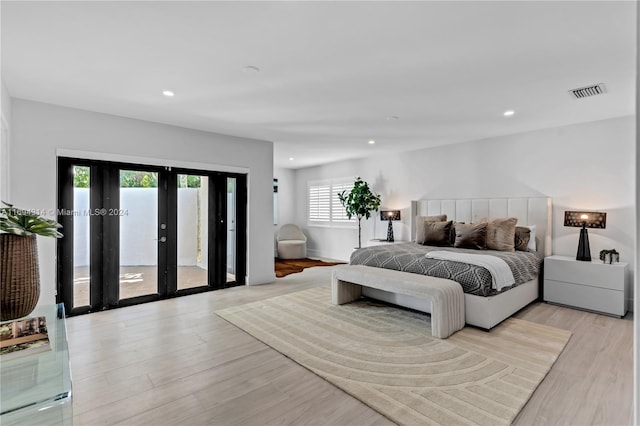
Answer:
[308, 183, 330, 222]
[331, 182, 353, 222]
[308, 180, 354, 225]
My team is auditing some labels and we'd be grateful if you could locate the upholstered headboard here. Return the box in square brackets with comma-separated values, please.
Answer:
[410, 197, 552, 257]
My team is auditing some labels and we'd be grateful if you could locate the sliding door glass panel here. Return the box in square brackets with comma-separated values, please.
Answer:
[226, 177, 236, 282]
[119, 170, 158, 299]
[72, 166, 90, 308]
[177, 175, 208, 290]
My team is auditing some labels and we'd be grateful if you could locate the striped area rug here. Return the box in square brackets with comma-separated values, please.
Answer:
[216, 286, 571, 425]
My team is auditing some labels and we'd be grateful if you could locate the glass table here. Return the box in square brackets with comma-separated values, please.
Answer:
[0, 304, 72, 425]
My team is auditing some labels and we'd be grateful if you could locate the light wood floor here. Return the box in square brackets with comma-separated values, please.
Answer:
[73, 265, 234, 307]
[66, 265, 633, 426]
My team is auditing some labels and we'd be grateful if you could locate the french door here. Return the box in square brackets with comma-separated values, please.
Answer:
[56, 158, 247, 315]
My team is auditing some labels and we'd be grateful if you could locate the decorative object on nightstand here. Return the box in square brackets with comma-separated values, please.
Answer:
[563, 210, 606, 261]
[599, 248, 620, 264]
[544, 255, 628, 317]
[380, 210, 401, 242]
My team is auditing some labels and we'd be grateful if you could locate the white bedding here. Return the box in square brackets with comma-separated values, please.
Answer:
[425, 250, 515, 291]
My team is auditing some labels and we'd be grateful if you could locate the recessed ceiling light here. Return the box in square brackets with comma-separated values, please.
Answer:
[162, 90, 175, 97]
[368, 140, 376, 145]
[503, 110, 515, 117]
[386, 116, 399, 121]
[243, 65, 260, 73]
[289, 157, 294, 161]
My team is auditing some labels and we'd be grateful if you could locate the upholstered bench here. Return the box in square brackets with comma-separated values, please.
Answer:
[331, 265, 465, 338]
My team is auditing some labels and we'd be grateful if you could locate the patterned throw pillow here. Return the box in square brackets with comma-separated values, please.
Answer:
[514, 226, 531, 251]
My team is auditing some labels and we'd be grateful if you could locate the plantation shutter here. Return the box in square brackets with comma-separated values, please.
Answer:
[308, 184, 331, 222]
[331, 182, 354, 222]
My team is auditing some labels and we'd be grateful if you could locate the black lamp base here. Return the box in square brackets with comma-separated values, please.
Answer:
[386, 220, 394, 242]
[576, 227, 591, 261]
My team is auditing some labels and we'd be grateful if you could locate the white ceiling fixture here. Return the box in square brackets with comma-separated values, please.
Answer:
[2, 2, 635, 169]
[162, 90, 175, 97]
[368, 140, 376, 145]
[503, 110, 515, 117]
[289, 157, 294, 161]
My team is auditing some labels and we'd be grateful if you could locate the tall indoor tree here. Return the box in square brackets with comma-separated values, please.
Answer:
[338, 177, 381, 249]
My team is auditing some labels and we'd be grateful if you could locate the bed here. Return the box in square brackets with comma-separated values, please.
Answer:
[351, 197, 552, 330]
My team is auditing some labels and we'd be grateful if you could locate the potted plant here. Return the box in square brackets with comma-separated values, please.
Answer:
[599, 248, 620, 264]
[0, 202, 63, 321]
[338, 177, 381, 249]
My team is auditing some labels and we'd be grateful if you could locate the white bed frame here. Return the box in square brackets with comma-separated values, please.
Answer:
[362, 197, 552, 330]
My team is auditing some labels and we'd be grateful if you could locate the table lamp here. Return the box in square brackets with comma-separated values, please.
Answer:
[564, 211, 606, 261]
[380, 210, 401, 242]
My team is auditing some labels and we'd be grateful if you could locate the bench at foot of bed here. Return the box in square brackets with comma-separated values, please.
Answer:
[331, 264, 465, 338]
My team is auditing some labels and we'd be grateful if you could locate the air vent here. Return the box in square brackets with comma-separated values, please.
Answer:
[569, 83, 606, 99]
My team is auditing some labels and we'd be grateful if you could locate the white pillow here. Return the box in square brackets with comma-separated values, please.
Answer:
[525, 225, 537, 252]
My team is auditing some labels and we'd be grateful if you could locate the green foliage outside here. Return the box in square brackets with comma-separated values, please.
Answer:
[120, 171, 159, 188]
[73, 167, 202, 189]
[178, 175, 202, 188]
[73, 166, 90, 188]
[338, 177, 381, 249]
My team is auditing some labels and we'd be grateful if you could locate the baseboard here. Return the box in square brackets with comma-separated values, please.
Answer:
[307, 248, 323, 258]
[307, 248, 349, 263]
[247, 272, 276, 285]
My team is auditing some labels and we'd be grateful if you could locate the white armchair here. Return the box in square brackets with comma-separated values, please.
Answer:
[277, 224, 307, 259]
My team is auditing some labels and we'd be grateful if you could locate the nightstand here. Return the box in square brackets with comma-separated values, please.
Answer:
[543, 255, 628, 317]
[366, 239, 408, 247]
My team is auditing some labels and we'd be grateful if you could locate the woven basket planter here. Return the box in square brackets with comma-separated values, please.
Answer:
[0, 234, 40, 321]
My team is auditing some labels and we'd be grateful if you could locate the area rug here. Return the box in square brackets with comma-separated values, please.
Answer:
[216, 286, 571, 425]
[275, 258, 344, 278]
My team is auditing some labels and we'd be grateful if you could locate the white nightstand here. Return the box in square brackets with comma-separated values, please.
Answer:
[543, 255, 629, 317]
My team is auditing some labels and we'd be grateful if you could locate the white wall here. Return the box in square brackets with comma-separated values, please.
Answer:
[274, 167, 296, 256]
[294, 116, 636, 305]
[275, 168, 297, 228]
[177, 188, 198, 266]
[634, 3, 639, 421]
[10, 99, 275, 307]
[0, 78, 10, 201]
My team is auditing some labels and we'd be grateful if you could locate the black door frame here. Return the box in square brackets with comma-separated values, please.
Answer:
[56, 157, 247, 316]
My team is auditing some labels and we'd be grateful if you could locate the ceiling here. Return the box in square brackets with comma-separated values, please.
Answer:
[1, 1, 636, 169]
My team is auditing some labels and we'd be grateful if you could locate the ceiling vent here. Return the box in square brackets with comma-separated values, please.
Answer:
[569, 83, 606, 99]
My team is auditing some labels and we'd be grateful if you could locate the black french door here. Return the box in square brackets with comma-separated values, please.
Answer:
[56, 157, 247, 315]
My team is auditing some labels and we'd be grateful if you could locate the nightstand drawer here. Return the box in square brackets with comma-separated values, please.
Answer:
[544, 279, 625, 316]
[545, 258, 625, 291]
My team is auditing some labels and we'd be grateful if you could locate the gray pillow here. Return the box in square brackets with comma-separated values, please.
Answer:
[454, 223, 487, 249]
[423, 220, 453, 246]
[415, 214, 447, 244]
